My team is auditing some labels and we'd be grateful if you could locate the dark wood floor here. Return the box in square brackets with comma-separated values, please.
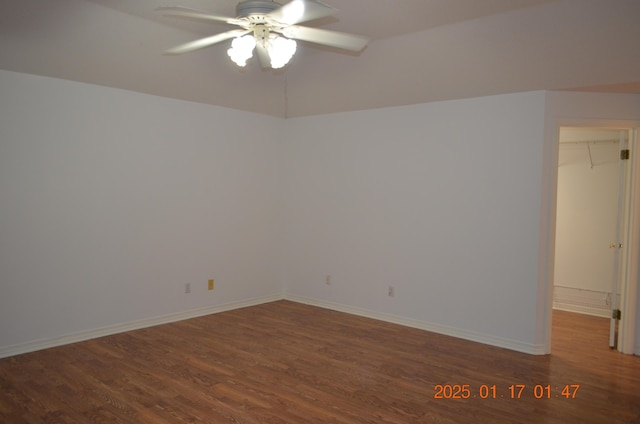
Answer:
[1, 301, 638, 423]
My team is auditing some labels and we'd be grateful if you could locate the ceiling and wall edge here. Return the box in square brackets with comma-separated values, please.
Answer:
[1, 0, 639, 118]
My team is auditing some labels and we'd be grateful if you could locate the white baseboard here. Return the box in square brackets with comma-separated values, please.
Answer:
[552, 285, 611, 318]
[284, 294, 545, 355]
[1, 292, 546, 358]
[0, 293, 284, 359]
[552, 304, 610, 318]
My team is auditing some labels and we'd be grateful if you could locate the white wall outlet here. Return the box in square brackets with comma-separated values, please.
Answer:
[388, 285, 395, 297]
[184, 282, 191, 294]
[325, 275, 331, 285]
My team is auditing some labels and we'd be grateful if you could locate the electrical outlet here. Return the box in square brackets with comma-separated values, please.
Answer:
[325, 275, 331, 285]
[388, 285, 395, 297]
[208, 279, 214, 290]
[185, 282, 191, 294]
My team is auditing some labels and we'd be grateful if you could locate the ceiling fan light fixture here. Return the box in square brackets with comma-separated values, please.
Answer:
[267, 35, 296, 69]
[158, 0, 370, 69]
[227, 34, 256, 67]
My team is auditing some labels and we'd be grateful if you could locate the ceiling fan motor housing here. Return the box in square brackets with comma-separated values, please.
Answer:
[236, 1, 281, 18]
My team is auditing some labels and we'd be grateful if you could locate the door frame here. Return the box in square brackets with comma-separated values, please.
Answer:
[545, 119, 640, 354]
[619, 128, 639, 353]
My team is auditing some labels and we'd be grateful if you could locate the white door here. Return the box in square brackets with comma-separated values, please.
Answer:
[608, 130, 629, 348]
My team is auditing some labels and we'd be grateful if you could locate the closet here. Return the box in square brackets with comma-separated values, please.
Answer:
[553, 128, 621, 318]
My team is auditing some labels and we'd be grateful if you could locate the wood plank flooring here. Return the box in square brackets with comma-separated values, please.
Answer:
[1, 301, 639, 423]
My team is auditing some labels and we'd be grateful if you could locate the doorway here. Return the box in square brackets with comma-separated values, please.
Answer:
[551, 125, 638, 353]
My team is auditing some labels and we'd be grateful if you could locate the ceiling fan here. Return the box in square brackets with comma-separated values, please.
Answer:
[157, 0, 370, 69]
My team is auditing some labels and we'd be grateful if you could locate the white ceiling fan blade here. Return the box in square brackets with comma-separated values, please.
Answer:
[255, 42, 271, 69]
[164, 29, 250, 55]
[156, 6, 245, 26]
[268, 0, 337, 26]
[281, 26, 369, 51]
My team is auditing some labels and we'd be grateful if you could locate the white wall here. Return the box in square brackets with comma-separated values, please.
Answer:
[282, 92, 547, 353]
[0, 70, 284, 355]
[2, 71, 638, 357]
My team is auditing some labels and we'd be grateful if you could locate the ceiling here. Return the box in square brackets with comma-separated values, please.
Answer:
[1, 0, 639, 118]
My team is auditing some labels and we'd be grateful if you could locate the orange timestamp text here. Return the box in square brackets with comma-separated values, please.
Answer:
[433, 384, 580, 399]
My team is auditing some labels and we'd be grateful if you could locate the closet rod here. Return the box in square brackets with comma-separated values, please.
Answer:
[559, 139, 619, 146]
